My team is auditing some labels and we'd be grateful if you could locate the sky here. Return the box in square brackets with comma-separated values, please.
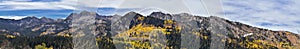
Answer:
[223, 0, 300, 34]
[0, 0, 299, 33]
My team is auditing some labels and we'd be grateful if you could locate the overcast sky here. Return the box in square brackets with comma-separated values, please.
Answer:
[0, 0, 299, 33]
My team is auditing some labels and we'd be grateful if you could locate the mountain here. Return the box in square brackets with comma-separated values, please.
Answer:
[0, 11, 299, 49]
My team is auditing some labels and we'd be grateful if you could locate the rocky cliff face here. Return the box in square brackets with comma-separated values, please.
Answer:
[0, 11, 299, 49]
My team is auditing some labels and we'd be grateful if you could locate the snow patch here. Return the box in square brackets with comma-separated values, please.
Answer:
[243, 33, 253, 37]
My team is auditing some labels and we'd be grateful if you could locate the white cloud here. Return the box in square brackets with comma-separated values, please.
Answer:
[0, 16, 28, 20]
[93, 0, 123, 8]
[0, 0, 77, 10]
[0, 0, 224, 16]
[118, 0, 223, 16]
[223, 0, 300, 33]
[77, 0, 223, 16]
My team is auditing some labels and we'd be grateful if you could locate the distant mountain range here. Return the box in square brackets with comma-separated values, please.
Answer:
[0, 11, 299, 49]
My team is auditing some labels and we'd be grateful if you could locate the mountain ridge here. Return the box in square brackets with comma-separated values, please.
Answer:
[0, 11, 299, 49]
[1, 12, 294, 33]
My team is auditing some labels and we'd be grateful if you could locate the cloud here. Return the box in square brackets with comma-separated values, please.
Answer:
[223, 0, 300, 33]
[118, 0, 190, 14]
[0, 0, 224, 16]
[77, 0, 223, 16]
[0, 0, 77, 10]
[0, 16, 28, 20]
[119, 0, 223, 16]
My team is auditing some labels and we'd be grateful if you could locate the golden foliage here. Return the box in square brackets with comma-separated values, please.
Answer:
[237, 39, 281, 49]
[253, 40, 263, 43]
[175, 26, 181, 32]
[124, 24, 155, 37]
[57, 33, 71, 37]
[96, 37, 102, 41]
[164, 20, 174, 24]
[203, 36, 208, 40]
[161, 29, 171, 35]
[279, 42, 290, 48]
[129, 41, 151, 49]
[192, 31, 208, 40]
[137, 16, 145, 21]
[40, 32, 48, 36]
[35, 43, 53, 49]
[5, 34, 15, 38]
[114, 19, 182, 48]
[244, 41, 263, 48]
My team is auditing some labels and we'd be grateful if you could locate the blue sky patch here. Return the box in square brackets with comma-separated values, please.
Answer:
[97, 7, 116, 15]
[0, 9, 74, 19]
[30, 0, 61, 2]
[295, 21, 300, 24]
[0, 0, 61, 2]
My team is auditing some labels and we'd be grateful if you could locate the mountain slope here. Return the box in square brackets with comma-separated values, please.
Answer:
[0, 11, 299, 49]
[111, 12, 300, 49]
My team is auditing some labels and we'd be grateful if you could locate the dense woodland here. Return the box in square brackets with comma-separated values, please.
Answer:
[0, 35, 72, 49]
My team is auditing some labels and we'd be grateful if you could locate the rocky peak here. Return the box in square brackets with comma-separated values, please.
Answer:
[120, 11, 143, 21]
[149, 12, 166, 16]
[66, 11, 98, 19]
[65, 13, 78, 20]
[77, 11, 98, 18]
[124, 12, 139, 16]
[149, 12, 172, 20]
[20, 16, 39, 21]
[64, 13, 78, 23]
[40, 17, 55, 23]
